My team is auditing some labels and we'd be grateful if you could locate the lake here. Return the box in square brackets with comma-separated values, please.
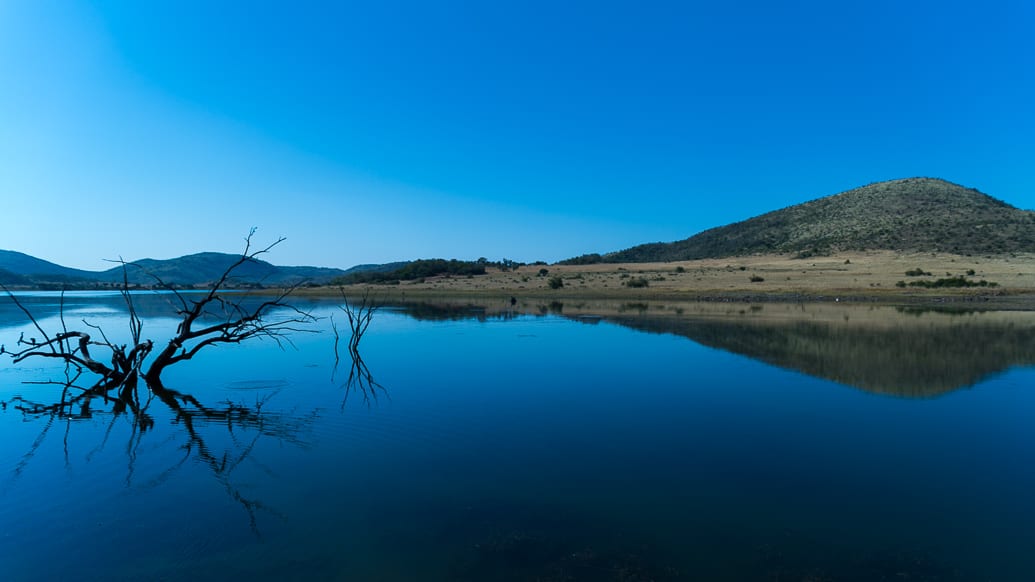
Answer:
[1, 292, 1034, 580]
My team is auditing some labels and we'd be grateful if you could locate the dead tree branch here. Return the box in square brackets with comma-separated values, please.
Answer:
[142, 230, 316, 383]
[2, 282, 153, 398]
[338, 287, 379, 357]
[339, 351, 387, 410]
[1, 230, 319, 534]
[332, 288, 386, 408]
[2, 231, 314, 393]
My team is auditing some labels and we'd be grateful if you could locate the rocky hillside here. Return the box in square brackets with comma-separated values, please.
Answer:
[575, 178, 1035, 263]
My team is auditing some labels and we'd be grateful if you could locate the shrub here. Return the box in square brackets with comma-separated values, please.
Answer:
[675, 266, 686, 273]
[537, 268, 549, 277]
[547, 276, 564, 289]
[625, 277, 649, 288]
[905, 268, 932, 277]
[749, 275, 765, 282]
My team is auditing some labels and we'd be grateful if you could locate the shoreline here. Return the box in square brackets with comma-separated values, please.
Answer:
[296, 250, 1035, 309]
[7, 250, 1034, 309]
[297, 285, 1032, 306]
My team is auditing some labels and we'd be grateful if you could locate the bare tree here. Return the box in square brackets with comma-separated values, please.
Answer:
[1, 229, 315, 397]
[335, 287, 379, 358]
[331, 288, 386, 408]
[1, 230, 319, 533]
[143, 232, 315, 384]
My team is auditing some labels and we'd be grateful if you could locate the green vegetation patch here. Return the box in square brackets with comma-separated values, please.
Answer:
[334, 259, 487, 285]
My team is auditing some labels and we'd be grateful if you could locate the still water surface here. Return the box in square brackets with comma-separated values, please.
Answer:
[1, 293, 1033, 580]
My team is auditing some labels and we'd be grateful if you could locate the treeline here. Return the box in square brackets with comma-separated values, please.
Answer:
[333, 259, 489, 285]
[558, 253, 604, 265]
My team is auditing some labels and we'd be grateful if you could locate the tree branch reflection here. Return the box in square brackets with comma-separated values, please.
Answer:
[2, 377, 316, 536]
[332, 290, 389, 410]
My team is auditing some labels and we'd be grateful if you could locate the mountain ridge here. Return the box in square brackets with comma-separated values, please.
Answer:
[0, 250, 401, 288]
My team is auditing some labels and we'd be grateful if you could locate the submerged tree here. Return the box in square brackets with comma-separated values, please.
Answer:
[331, 288, 386, 408]
[1, 230, 315, 402]
[1, 231, 319, 532]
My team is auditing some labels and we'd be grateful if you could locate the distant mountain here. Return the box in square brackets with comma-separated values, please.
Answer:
[0, 250, 100, 282]
[570, 178, 1035, 263]
[0, 250, 354, 288]
[99, 252, 350, 286]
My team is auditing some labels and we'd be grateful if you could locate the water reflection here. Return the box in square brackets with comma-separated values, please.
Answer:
[4, 376, 316, 534]
[386, 299, 1035, 397]
[390, 300, 525, 322]
[1, 293, 1032, 579]
[332, 346, 388, 409]
[599, 309, 1035, 397]
[0, 290, 309, 333]
[0, 291, 188, 327]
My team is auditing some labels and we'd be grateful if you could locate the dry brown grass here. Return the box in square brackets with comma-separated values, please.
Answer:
[300, 251, 1035, 302]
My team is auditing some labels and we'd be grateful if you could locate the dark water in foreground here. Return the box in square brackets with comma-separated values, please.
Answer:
[1, 293, 1033, 580]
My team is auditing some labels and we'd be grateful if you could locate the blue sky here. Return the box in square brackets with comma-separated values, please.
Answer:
[2, 1, 1033, 270]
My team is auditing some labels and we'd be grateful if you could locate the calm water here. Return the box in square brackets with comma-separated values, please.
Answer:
[1, 293, 1034, 581]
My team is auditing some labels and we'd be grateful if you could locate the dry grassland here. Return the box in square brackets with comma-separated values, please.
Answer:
[308, 251, 1035, 304]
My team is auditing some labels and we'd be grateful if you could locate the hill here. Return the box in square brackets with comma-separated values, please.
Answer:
[0, 267, 31, 286]
[99, 253, 349, 286]
[0, 250, 100, 283]
[570, 178, 1035, 263]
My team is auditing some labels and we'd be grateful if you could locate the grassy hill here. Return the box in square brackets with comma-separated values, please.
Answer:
[572, 178, 1035, 263]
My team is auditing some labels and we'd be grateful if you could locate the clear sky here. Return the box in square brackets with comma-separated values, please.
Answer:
[2, 1, 1033, 271]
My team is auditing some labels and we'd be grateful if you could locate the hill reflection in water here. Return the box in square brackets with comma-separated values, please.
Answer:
[5, 292, 1032, 398]
[389, 299, 1035, 397]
